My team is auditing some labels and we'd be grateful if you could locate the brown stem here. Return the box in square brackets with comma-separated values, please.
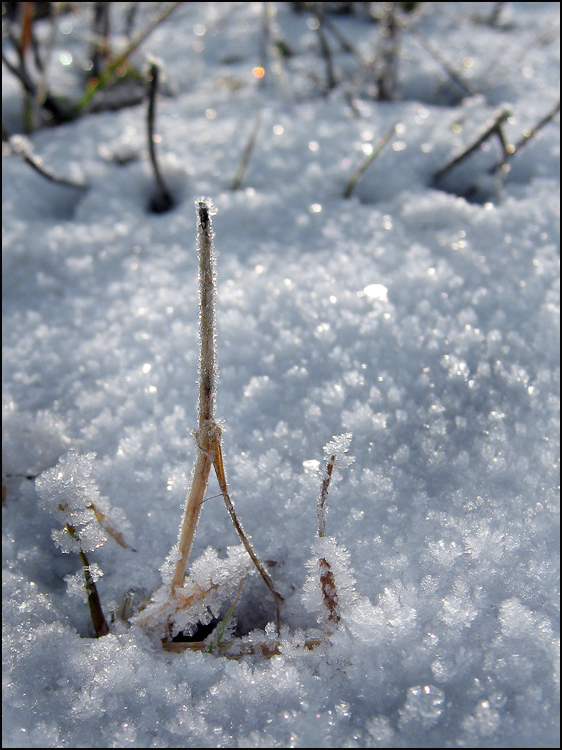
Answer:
[169, 199, 217, 595]
[65, 523, 109, 637]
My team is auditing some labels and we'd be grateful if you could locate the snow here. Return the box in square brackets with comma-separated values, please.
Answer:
[2, 2, 560, 747]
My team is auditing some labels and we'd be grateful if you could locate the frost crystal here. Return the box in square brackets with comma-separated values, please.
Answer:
[135, 545, 256, 639]
[64, 564, 104, 602]
[35, 450, 131, 553]
[36, 450, 101, 528]
[302, 536, 357, 626]
[322, 432, 355, 469]
[35, 450, 108, 552]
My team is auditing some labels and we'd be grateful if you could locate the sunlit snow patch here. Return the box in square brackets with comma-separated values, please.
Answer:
[362, 283, 388, 301]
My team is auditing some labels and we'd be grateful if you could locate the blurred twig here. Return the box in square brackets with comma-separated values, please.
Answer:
[410, 30, 478, 98]
[434, 108, 511, 180]
[146, 60, 174, 213]
[75, 2, 182, 115]
[230, 109, 263, 190]
[311, 4, 337, 93]
[377, 3, 400, 101]
[2, 120, 89, 190]
[259, 2, 290, 104]
[508, 100, 560, 162]
[343, 123, 396, 199]
[90, 2, 112, 79]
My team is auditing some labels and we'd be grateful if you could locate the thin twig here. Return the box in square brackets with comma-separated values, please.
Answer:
[312, 5, 337, 93]
[90, 2, 112, 79]
[162, 637, 324, 657]
[410, 30, 478, 98]
[510, 100, 560, 160]
[3, 122, 89, 190]
[316, 453, 340, 625]
[146, 60, 174, 212]
[260, 2, 290, 104]
[2, 43, 73, 124]
[75, 1, 182, 114]
[434, 108, 511, 180]
[65, 523, 109, 637]
[492, 100, 560, 190]
[321, 14, 363, 61]
[231, 109, 263, 190]
[377, 3, 400, 101]
[343, 122, 396, 199]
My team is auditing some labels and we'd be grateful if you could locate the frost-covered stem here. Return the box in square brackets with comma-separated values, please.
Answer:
[169, 199, 217, 595]
[196, 199, 217, 428]
[318, 557, 340, 625]
[163, 637, 324, 657]
[317, 454, 336, 538]
[65, 523, 109, 637]
[169, 451, 213, 595]
[317, 453, 340, 625]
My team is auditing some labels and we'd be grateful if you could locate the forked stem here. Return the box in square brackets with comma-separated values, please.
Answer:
[169, 200, 283, 635]
[169, 199, 217, 595]
[199, 420, 284, 634]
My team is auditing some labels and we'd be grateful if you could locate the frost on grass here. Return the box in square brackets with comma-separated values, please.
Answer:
[302, 536, 357, 627]
[35, 449, 133, 552]
[322, 432, 355, 470]
[64, 563, 104, 602]
[35, 450, 106, 551]
[305, 433, 357, 628]
[134, 544, 256, 639]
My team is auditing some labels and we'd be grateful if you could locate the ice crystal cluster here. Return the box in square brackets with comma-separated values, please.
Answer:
[35, 450, 107, 554]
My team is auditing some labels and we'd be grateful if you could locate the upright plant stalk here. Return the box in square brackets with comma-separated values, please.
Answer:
[64, 522, 109, 637]
[316, 453, 340, 625]
[169, 200, 283, 633]
[147, 60, 174, 213]
[377, 3, 400, 101]
[170, 200, 217, 595]
[196, 200, 217, 428]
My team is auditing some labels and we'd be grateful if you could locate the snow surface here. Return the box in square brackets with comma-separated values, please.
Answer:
[2, 2, 560, 747]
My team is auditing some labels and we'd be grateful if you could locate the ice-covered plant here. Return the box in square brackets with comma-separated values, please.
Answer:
[35, 449, 133, 637]
[137, 199, 283, 641]
[302, 433, 357, 631]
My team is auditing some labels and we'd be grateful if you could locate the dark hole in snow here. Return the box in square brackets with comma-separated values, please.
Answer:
[147, 187, 177, 214]
[170, 617, 220, 643]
